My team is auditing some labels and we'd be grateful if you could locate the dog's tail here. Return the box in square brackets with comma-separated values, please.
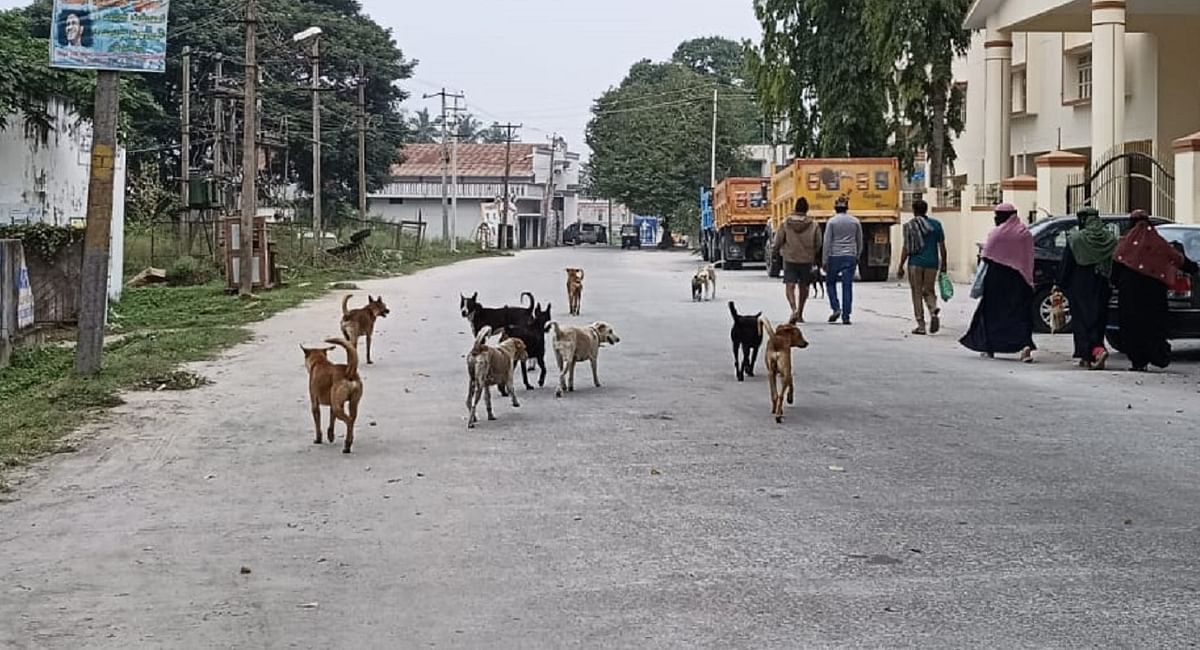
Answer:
[341, 294, 353, 316]
[324, 338, 360, 380]
[758, 315, 776, 339]
[472, 326, 493, 355]
[520, 291, 535, 311]
[728, 301, 739, 320]
[544, 320, 561, 336]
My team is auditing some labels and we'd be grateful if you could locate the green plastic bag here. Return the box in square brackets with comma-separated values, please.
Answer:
[938, 271, 955, 302]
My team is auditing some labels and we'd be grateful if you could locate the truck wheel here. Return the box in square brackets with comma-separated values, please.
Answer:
[701, 234, 711, 261]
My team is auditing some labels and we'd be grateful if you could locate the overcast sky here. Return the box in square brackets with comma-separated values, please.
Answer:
[1, 0, 763, 156]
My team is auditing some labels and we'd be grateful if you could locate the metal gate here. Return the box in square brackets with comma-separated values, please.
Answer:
[1066, 143, 1175, 218]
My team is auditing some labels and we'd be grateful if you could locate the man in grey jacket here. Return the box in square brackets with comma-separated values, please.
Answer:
[822, 196, 863, 325]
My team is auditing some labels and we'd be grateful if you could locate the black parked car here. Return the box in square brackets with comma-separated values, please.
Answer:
[620, 224, 641, 249]
[1028, 214, 1169, 333]
[1106, 223, 1200, 352]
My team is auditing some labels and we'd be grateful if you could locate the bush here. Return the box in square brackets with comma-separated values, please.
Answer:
[165, 256, 216, 287]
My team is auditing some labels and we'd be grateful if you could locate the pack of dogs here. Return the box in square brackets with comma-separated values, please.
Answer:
[300, 260, 815, 453]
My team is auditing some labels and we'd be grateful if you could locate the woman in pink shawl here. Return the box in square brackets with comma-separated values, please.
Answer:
[960, 203, 1037, 362]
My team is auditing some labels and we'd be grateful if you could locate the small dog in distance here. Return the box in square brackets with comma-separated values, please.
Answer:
[566, 268, 585, 316]
[341, 294, 390, 365]
[694, 264, 717, 301]
[729, 301, 763, 382]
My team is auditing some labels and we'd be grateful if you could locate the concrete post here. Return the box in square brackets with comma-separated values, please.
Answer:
[1091, 0, 1127, 165]
[983, 28, 1013, 183]
[1174, 132, 1200, 225]
[1036, 151, 1088, 216]
[1002, 175, 1038, 221]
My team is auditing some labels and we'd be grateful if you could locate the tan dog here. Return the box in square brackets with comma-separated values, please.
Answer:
[694, 264, 717, 301]
[565, 268, 585, 316]
[759, 315, 809, 423]
[466, 326, 528, 428]
[546, 321, 620, 398]
[340, 294, 390, 365]
[301, 338, 364, 453]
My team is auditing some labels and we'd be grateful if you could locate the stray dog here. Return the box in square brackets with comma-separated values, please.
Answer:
[302, 338, 364, 453]
[810, 266, 826, 299]
[500, 302, 553, 390]
[546, 320, 620, 398]
[466, 326, 528, 428]
[566, 268, 585, 316]
[694, 264, 717, 301]
[1049, 286, 1067, 334]
[692, 274, 704, 302]
[341, 294, 390, 365]
[461, 291, 536, 335]
[729, 301, 763, 382]
[760, 315, 809, 423]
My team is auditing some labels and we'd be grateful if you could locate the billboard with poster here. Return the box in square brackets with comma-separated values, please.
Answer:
[50, 0, 170, 73]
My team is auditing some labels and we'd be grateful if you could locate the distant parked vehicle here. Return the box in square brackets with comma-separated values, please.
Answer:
[620, 224, 641, 249]
[564, 222, 605, 246]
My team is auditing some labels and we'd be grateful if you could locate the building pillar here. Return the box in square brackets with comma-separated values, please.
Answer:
[983, 28, 1013, 184]
[1091, 0, 1127, 162]
[1002, 175, 1038, 221]
[1036, 151, 1088, 216]
[1174, 132, 1200, 225]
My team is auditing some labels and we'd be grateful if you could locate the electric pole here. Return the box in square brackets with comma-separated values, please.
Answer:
[181, 46, 192, 251]
[356, 62, 367, 221]
[73, 71, 120, 375]
[447, 94, 467, 253]
[423, 88, 463, 245]
[213, 54, 224, 192]
[496, 122, 521, 250]
[310, 36, 322, 256]
[710, 87, 718, 189]
[239, 0, 257, 296]
[543, 134, 562, 247]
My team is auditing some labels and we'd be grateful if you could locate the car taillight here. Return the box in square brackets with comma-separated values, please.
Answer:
[1168, 273, 1192, 299]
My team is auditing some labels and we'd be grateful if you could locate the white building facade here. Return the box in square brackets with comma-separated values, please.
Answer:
[951, 0, 1200, 220]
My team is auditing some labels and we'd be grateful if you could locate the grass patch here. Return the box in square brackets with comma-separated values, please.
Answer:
[1, 240, 498, 486]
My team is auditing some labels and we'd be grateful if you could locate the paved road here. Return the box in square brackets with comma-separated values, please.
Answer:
[4, 248, 1200, 649]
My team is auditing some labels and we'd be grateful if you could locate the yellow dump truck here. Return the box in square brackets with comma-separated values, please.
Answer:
[765, 158, 901, 281]
[699, 177, 771, 270]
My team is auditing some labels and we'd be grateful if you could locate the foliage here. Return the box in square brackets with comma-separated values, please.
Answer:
[672, 36, 752, 86]
[587, 50, 760, 234]
[126, 160, 184, 229]
[165, 255, 217, 287]
[749, 0, 891, 158]
[0, 222, 83, 262]
[864, 0, 971, 186]
[406, 108, 439, 143]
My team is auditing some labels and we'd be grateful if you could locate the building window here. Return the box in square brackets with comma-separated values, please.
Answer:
[1012, 67, 1027, 114]
[1076, 53, 1092, 101]
[388, 197, 405, 205]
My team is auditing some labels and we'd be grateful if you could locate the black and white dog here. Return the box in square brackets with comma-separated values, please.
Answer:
[460, 291, 537, 335]
[728, 301, 763, 382]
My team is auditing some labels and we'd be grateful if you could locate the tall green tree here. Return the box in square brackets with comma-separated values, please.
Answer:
[864, 0, 971, 187]
[749, 0, 891, 158]
[407, 108, 439, 143]
[672, 36, 751, 86]
[586, 59, 754, 238]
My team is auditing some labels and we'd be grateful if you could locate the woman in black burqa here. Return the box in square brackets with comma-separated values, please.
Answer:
[1057, 208, 1117, 369]
[960, 203, 1037, 362]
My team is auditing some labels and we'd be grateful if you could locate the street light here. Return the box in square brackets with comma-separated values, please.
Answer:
[294, 27, 323, 254]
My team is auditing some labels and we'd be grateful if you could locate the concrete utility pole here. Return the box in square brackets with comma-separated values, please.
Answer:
[239, 0, 258, 296]
[449, 95, 466, 253]
[496, 122, 522, 249]
[213, 54, 224, 191]
[310, 37, 322, 255]
[356, 63, 367, 221]
[543, 134, 562, 247]
[423, 88, 463, 245]
[181, 46, 192, 250]
[710, 87, 718, 189]
[74, 71, 120, 375]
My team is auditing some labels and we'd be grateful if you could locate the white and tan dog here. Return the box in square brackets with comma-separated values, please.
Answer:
[546, 321, 620, 398]
[466, 326, 528, 428]
[694, 264, 717, 301]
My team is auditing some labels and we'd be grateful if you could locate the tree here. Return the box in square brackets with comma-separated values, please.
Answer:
[478, 122, 513, 144]
[671, 36, 752, 86]
[407, 108, 439, 143]
[452, 113, 483, 143]
[586, 59, 756, 238]
[749, 0, 891, 158]
[864, 0, 971, 187]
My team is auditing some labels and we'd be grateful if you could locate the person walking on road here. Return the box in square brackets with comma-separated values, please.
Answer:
[1112, 210, 1200, 371]
[960, 203, 1037, 362]
[773, 197, 823, 322]
[897, 199, 947, 335]
[1058, 207, 1117, 369]
[823, 196, 863, 325]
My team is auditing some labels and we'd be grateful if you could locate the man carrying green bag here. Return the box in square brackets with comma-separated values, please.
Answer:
[897, 199, 948, 335]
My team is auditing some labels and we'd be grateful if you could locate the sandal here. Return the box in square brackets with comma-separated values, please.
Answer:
[1020, 347, 1034, 363]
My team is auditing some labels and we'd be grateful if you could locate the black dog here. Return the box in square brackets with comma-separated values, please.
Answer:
[460, 291, 536, 335]
[729, 301, 763, 382]
[501, 302, 553, 390]
[692, 275, 704, 302]
[811, 266, 826, 299]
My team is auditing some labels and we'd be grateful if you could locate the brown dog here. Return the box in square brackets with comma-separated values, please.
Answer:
[565, 268, 585, 316]
[341, 294, 390, 364]
[546, 320, 620, 398]
[301, 338, 364, 453]
[466, 326, 528, 428]
[759, 315, 809, 423]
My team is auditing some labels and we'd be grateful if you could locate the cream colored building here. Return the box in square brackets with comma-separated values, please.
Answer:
[946, 0, 1200, 221]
